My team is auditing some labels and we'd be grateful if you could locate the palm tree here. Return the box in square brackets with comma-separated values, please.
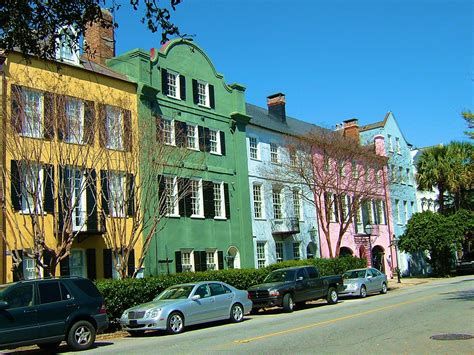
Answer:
[445, 141, 473, 210]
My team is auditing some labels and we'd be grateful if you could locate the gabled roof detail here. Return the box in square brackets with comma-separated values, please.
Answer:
[359, 111, 391, 132]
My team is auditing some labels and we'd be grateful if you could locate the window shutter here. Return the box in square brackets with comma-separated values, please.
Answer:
[123, 109, 132, 152]
[10, 85, 23, 133]
[175, 121, 187, 147]
[127, 249, 135, 277]
[43, 92, 54, 139]
[84, 100, 95, 144]
[203, 181, 215, 219]
[86, 249, 97, 280]
[192, 79, 198, 104]
[12, 250, 24, 281]
[86, 169, 98, 232]
[224, 183, 230, 219]
[217, 251, 224, 270]
[184, 180, 192, 218]
[155, 115, 163, 141]
[60, 255, 70, 276]
[361, 201, 369, 227]
[10, 160, 22, 211]
[100, 170, 109, 216]
[198, 125, 205, 151]
[98, 104, 107, 148]
[175, 251, 182, 273]
[200, 251, 207, 271]
[127, 173, 135, 217]
[220, 131, 226, 156]
[178, 178, 188, 216]
[161, 69, 169, 96]
[103, 249, 112, 279]
[334, 195, 339, 223]
[58, 166, 65, 231]
[56, 94, 66, 140]
[43, 164, 55, 214]
[194, 251, 201, 272]
[179, 74, 186, 100]
[158, 174, 166, 212]
[42, 249, 53, 277]
[209, 84, 215, 109]
[204, 128, 211, 152]
[382, 201, 387, 224]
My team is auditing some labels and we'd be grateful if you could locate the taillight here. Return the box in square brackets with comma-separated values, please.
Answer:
[99, 304, 107, 314]
[247, 293, 252, 299]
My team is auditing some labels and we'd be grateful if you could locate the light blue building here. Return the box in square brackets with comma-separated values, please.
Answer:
[245, 93, 320, 268]
[360, 112, 429, 276]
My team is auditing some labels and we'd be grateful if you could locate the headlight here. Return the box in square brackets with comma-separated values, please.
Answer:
[269, 290, 280, 297]
[121, 310, 129, 319]
[145, 308, 161, 319]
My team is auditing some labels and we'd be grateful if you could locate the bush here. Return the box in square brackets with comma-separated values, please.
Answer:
[96, 256, 366, 327]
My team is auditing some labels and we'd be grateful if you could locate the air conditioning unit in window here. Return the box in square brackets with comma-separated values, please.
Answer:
[207, 263, 216, 270]
[182, 264, 193, 272]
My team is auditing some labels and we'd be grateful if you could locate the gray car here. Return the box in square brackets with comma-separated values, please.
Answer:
[120, 281, 252, 335]
[340, 268, 388, 298]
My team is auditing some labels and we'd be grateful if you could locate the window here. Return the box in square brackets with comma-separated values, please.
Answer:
[410, 201, 415, 217]
[406, 168, 412, 185]
[256, 242, 266, 268]
[194, 284, 210, 298]
[3, 285, 34, 308]
[376, 200, 386, 225]
[197, 81, 209, 107]
[167, 71, 179, 99]
[181, 251, 194, 272]
[395, 137, 401, 154]
[272, 187, 283, 220]
[352, 161, 359, 178]
[105, 106, 123, 150]
[275, 242, 283, 262]
[292, 188, 301, 220]
[39, 281, 62, 304]
[66, 167, 87, 231]
[289, 150, 297, 167]
[22, 89, 43, 138]
[338, 161, 345, 177]
[293, 242, 301, 260]
[387, 134, 393, 152]
[327, 193, 338, 223]
[186, 124, 198, 150]
[270, 143, 279, 163]
[253, 184, 263, 219]
[341, 194, 349, 221]
[57, 26, 79, 64]
[162, 118, 175, 146]
[403, 200, 408, 224]
[398, 166, 404, 184]
[20, 162, 43, 214]
[390, 164, 396, 182]
[209, 129, 221, 154]
[65, 97, 84, 144]
[23, 256, 37, 280]
[69, 249, 86, 277]
[108, 172, 126, 217]
[165, 176, 179, 216]
[213, 182, 225, 218]
[249, 137, 259, 159]
[206, 251, 216, 270]
[395, 199, 401, 224]
[306, 267, 318, 279]
[190, 179, 203, 217]
[375, 169, 382, 184]
[209, 283, 226, 296]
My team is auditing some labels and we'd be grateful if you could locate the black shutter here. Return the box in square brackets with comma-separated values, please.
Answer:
[198, 125, 205, 151]
[204, 128, 211, 152]
[10, 160, 22, 211]
[158, 175, 166, 213]
[12, 250, 24, 281]
[161, 69, 168, 96]
[86, 249, 97, 280]
[56, 94, 66, 140]
[127, 249, 135, 277]
[203, 181, 215, 219]
[175, 121, 187, 147]
[11, 85, 23, 133]
[86, 169, 98, 232]
[127, 173, 135, 217]
[100, 171, 109, 216]
[224, 183, 230, 219]
[178, 178, 187, 216]
[60, 256, 70, 276]
[334, 195, 339, 223]
[179, 74, 186, 100]
[58, 166, 64, 231]
[361, 201, 369, 227]
[42, 249, 53, 277]
[220, 131, 226, 156]
[192, 79, 198, 104]
[209, 84, 215, 109]
[43, 92, 54, 139]
[98, 104, 107, 148]
[185, 180, 192, 218]
[43, 164, 54, 214]
[103, 249, 112, 279]
[218, 251, 224, 270]
[194, 251, 201, 272]
[84, 100, 95, 144]
[175, 251, 182, 273]
[123, 109, 132, 152]
[200, 251, 207, 271]
[155, 115, 162, 141]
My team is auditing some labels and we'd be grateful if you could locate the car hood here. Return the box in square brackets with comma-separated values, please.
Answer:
[248, 281, 292, 291]
[126, 299, 186, 312]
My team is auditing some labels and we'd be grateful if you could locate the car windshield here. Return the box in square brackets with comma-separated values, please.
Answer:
[154, 285, 195, 300]
[264, 270, 296, 283]
[343, 270, 367, 279]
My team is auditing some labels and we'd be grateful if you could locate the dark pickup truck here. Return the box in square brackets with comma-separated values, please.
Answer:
[248, 266, 344, 312]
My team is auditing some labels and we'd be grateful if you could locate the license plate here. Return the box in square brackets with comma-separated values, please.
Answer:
[129, 320, 138, 326]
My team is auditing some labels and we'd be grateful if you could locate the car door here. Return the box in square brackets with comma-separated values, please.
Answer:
[371, 268, 384, 291]
[366, 269, 377, 293]
[295, 268, 311, 302]
[186, 284, 215, 324]
[0, 283, 38, 346]
[305, 267, 324, 299]
[209, 283, 233, 319]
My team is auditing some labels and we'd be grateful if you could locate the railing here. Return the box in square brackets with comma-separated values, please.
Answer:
[271, 217, 300, 235]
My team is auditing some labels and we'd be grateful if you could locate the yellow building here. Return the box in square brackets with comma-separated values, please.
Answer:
[0, 20, 140, 282]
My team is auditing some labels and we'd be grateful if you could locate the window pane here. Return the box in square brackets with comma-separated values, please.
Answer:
[167, 72, 178, 98]
[249, 137, 258, 159]
[214, 183, 223, 217]
[39, 282, 62, 304]
[256, 242, 266, 268]
[272, 188, 282, 220]
[209, 283, 225, 296]
[4, 285, 34, 308]
[106, 106, 123, 150]
[23, 89, 43, 138]
[65, 98, 84, 144]
[253, 184, 262, 218]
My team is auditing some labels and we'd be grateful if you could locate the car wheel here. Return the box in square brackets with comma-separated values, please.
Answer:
[128, 330, 145, 337]
[67, 320, 96, 351]
[360, 285, 367, 298]
[167, 312, 185, 334]
[38, 342, 61, 351]
[230, 303, 244, 323]
[381, 282, 388, 294]
[327, 287, 338, 304]
[282, 293, 295, 312]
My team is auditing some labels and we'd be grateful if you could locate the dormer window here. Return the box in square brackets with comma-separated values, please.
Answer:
[56, 26, 80, 65]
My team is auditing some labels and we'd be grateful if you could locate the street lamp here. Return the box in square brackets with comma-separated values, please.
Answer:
[364, 224, 374, 267]
[390, 234, 401, 283]
[309, 226, 317, 241]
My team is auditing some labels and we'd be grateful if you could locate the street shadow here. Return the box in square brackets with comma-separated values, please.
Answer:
[4, 341, 114, 354]
[440, 289, 474, 302]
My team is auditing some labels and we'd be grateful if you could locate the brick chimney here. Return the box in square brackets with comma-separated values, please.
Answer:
[342, 118, 360, 143]
[267, 93, 286, 123]
[84, 9, 115, 65]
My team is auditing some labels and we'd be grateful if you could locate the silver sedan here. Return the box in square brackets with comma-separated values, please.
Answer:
[120, 281, 252, 335]
[340, 268, 388, 298]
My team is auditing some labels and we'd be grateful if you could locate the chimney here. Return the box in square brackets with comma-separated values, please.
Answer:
[342, 118, 360, 143]
[267, 93, 286, 123]
[84, 9, 115, 65]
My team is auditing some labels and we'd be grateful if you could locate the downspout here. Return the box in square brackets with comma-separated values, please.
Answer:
[0, 52, 7, 283]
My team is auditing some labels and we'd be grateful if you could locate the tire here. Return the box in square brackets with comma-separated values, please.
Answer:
[381, 282, 388, 294]
[38, 342, 61, 351]
[166, 312, 185, 335]
[67, 320, 96, 351]
[327, 287, 338, 304]
[360, 285, 367, 298]
[128, 330, 145, 337]
[230, 303, 244, 323]
[282, 293, 295, 313]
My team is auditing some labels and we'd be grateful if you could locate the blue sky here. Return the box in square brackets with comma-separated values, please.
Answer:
[114, 0, 473, 148]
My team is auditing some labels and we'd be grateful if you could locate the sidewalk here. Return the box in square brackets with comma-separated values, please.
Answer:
[388, 277, 439, 291]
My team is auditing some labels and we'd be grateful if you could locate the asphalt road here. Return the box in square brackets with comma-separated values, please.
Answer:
[6, 276, 474, 354]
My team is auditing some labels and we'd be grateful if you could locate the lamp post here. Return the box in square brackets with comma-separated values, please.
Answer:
[364, 224, 374, 267]
[391, 234, 401, 283]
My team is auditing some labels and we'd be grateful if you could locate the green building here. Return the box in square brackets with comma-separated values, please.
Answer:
[108, 39, 253, 274]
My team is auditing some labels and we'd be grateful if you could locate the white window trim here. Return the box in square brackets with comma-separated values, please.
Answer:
[105, 105, 124, 151]
[387, 134, 393, 152]
[21, 89, 44, 139]
[69, 249, 86, 277]
[205, 249, 217, 270]
[197, 80, 210, 108]
[209, 129, 221, 155]
[272, 186, 283, 220]
[64, 97, 85, 145]
[270, 142, 279, 164]
[292, 187, 303, 221]
[166, 70, 181, 100]
[396, 137, 401, 154]
[248, 135, 260, 161]
[252, 183, 265, 220]
[256, 241, 267, 268]
[213, 181, 226, 220]
[55, 26, 80, 65]
[20, 163, 44, 215]
[190, 178, 204, 218]
[186, 124, 199, 151]
[275, 241, 284, 263]
[181, 249, 194, 272]
[165, 175, 179, 217]
[292, 242, 301, 260]
[162, 118, 176, 146]
[69, 168, 87, 232]
[109, 171, 126, 218]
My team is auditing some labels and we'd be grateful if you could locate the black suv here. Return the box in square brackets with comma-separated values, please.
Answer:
[0, 277, 108, 351]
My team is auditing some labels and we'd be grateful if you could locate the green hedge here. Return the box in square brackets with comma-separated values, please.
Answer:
[96, 256, 366, 327]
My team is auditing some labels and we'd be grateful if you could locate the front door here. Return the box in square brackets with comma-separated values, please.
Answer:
[187, 284, 216, 324]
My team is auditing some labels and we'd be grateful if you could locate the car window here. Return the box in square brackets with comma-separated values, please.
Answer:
[39, 281, 62, 304]
[194, 284, 211, 298]
[371, 269, 381, 277]
[296, 268, 308, 280]
[222, 284, 232, 293]
[60, 282, 72, 300]
[2, 284, 34, 308]
[367, 270, 375, 277]
[209, 283, 226, 296]
[306, 267, 319, 279]
[71, 279, 101, 298]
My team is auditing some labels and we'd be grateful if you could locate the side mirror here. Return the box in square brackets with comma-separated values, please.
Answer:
[0, 301, 9, 310]
[367, 275, 372, 279]
[191, 295, 201, 301]
[296, 276, 304, 281]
